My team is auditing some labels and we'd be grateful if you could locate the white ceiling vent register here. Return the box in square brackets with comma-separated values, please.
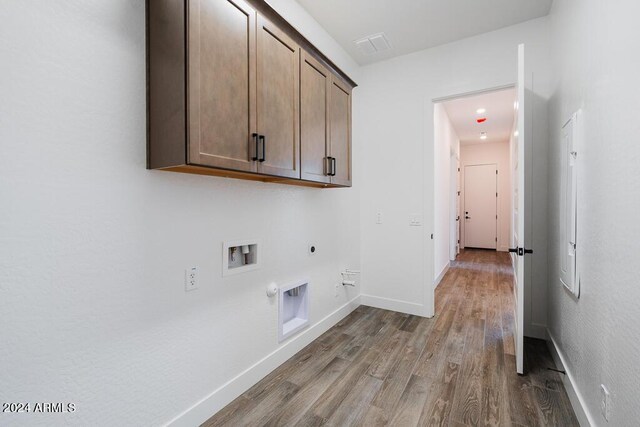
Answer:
[354, 32, 392, 55]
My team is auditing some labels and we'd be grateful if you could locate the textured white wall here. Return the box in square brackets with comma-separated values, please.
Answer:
[460, 141, 511, 252]
[0, 1, 361, 426]
[547, 0, 640, 424]
[434, 104, 459, 284]
[357, 17, 552, 319]
[449, 139, 460, 262]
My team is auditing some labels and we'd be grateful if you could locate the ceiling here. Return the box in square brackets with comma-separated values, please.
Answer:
[295, 0, 553, 65]
[442, 88, 516, 146]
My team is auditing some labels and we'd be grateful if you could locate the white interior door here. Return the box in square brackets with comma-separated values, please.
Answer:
[512, 43, 531, 375]
[464, 164, 497, 249]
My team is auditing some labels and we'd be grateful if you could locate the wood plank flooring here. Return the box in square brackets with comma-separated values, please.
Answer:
[203, 249, 578, 426]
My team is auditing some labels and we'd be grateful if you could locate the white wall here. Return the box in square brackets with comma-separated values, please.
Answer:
[547, 0, 640, 424]
[0, 1, 361, 426]
[358, 17, 552, 319]
[434, 104, 460, 285]
[449, 135, 461, 262]
[460, 141, 511, 252]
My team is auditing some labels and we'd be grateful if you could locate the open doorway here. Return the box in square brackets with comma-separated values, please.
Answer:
[433, 87, 516, 285]
[429, 46, 534, 376]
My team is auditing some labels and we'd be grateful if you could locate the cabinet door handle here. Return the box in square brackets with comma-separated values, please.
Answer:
[251, 133, 259, 161]
[259, 135, 266, 162]
[331, 157, 337, 176]
[325, 157, 331, 176]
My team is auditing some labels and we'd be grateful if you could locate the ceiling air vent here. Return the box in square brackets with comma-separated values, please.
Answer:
[354, 32, 392, 55]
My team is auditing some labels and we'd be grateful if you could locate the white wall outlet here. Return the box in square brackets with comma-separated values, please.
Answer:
[409, 214, 423, 226]
[185, 267, 198, 292]
[376, 211, 383, 224]
[308, 244, 317, 256]
[600, 384, 611, 421]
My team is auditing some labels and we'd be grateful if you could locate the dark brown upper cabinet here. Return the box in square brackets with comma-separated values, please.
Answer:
[300, 51, 331, 184]
[147, 0, 355, 187]
[299, 52, 353, 186]
[256, 16, 300, 179]
[329, 77, 352, 187]
[187, 0, 257, 173]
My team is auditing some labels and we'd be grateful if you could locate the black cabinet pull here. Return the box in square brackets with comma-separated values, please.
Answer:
[259, 135, 266, 162]
[331, 157, 337, 176]
[325, 157, 331, 176]
[251, 133, 259, 161]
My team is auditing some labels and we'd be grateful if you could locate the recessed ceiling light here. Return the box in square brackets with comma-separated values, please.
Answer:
[480, 132, 487, 140]
[514, 130, 519, 137]
[476, 108, 486, 114]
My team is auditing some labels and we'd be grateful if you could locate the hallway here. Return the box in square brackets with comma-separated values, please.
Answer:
[203, 250, 578, 426]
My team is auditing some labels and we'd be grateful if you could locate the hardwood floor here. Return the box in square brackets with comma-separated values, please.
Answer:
[203, 249, 578, 426]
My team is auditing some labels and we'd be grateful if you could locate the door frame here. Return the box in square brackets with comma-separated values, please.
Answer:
[461, 162, 498, 250]
[428, 83, 515, 319]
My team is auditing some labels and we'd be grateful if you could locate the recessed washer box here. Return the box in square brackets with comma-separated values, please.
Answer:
[279, 279, 309, 342]
[222, 239, 260, 277]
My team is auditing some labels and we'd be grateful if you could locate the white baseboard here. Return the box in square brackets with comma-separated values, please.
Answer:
[434, 262, 450, 289]
[360, 294, 430, 317]
[546, 330, 595, 427]
[167, 296, 361, 427]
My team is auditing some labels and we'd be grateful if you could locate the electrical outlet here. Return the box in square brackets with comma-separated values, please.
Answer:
[600, 384, 611, 421]
[185, 267, 198, 292]
[376, 211, 383, 224]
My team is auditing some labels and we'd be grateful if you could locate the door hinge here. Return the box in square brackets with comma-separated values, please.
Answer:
[458, 167, 460, 172]
[496, 170, 498, 175]
[495, 237, 498, 242]
[430, 233, 434, 239]
[496, 192, 498, 197]
[457, 191, 460, 196]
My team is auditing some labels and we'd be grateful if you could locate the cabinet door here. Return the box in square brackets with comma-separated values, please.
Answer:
[188, 0, 257, 172]
[300, 52, 331, 184]
[256, 15, 300, 179]
[329, 76, 352, 186]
